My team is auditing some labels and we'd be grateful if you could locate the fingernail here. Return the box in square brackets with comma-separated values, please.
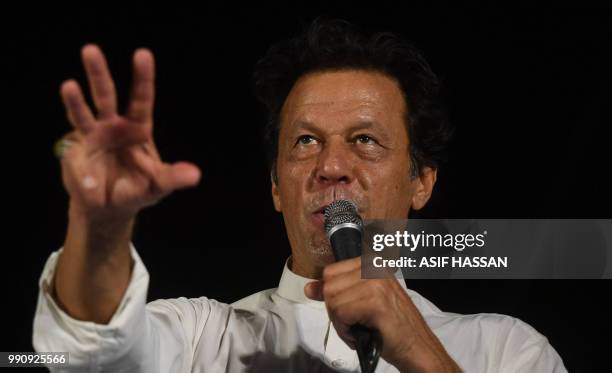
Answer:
[304, 283, 313, 298]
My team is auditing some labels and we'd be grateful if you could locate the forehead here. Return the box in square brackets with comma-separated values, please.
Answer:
[280, 69, 407, 126]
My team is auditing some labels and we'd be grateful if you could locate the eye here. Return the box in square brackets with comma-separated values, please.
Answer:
[354, 134, 376, 145]
[296, 135, 319, 145]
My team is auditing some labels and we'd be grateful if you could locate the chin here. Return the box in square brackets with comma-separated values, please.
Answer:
[308, 237, 336, 266]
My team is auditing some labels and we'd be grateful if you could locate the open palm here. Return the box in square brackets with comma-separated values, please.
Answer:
[59, 45, 200, 221]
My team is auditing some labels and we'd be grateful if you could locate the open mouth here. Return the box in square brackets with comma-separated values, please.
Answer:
[311, 205, 331, 228]
[314, 206, 328, 215]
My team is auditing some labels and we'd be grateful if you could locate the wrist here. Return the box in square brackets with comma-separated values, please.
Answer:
[394, 341, 460, 373]
[66, 200, 136, 256]
[63, 216, 134, 280]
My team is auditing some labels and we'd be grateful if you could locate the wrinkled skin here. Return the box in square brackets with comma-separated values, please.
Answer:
[272, 69, 436, 278]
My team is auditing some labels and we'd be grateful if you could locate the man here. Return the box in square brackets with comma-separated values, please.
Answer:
[33, 19, 566, 372]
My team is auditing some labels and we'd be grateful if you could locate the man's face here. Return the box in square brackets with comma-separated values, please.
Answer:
[272, 69, 436, 273]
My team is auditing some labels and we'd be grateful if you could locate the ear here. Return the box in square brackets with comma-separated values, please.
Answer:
[271, 172, 282, 212]
[411, 167, 437, 210]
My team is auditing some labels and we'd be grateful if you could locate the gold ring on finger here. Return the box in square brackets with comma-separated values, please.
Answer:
[53, 138, 75, 159]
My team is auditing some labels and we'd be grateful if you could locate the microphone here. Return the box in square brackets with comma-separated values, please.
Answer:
[324, 200, 382, 373]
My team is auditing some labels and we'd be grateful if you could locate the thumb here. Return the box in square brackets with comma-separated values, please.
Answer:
[156, 162, 201, 193]
[304, 281, 324, 301]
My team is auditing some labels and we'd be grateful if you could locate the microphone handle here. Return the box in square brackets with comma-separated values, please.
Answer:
[329, 227, 382, 373]
[351, 324, 383, 373]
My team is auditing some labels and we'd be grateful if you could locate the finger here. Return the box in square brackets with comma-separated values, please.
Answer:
[88, 120, 150, 153]
[81, 44, 117, 118]
[125, 147, 186, 207]
[328, 294, 374, 349]
[304, 281, 324, 301]
[152, 161, 201, 194]
[58, 131, 83, 164]
[327, 281, 393, 330]
[331, 321, 357, 350]
[60, 80, 95, 133]
[127, 48, 155, 123]
[322, 257, 361, 279]
[327, 281, 374, 315]
[329, 293, 379, 329]
[306, 268, 363, 301]
[129, 144, 158, 178]
[321, 268, 362, 300]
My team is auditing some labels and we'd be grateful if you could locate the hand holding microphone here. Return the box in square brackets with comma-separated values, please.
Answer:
[304, 199, 461, 373]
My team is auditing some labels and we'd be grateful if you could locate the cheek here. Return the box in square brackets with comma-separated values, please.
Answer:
[359, 160, 413, 218]
[277, 160, 310, 206]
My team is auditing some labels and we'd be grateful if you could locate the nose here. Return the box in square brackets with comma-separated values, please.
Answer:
[315, 138, 353, 186]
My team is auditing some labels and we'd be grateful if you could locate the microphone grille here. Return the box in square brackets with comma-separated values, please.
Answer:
[324, 199, 363, 233]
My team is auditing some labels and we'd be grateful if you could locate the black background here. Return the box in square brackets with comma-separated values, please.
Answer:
[4, 4, 611, 372]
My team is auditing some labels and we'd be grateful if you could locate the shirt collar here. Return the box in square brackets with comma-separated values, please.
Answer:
[276, 257, 326, 308]
[275, 257, 410, 308]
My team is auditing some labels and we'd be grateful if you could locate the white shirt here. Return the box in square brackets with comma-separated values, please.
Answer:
[33, 244, 567, 372]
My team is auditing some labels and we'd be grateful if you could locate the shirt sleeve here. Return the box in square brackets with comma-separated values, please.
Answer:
[498, 317, 568, 373]
[31, 244, 225, 373]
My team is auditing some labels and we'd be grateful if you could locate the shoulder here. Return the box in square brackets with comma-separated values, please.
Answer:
[147, 296, 228, 313]
[144, 296, 259, 348]
[405, 288, 566, 371]
[406, 287, 541, 337]
[231, 288, 277, 311]
[145, 296, 233, 330]
[144, 288, 280, 328]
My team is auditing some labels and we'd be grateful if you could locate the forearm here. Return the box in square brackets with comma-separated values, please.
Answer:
[53, 201, 135, 323]
[33, 239, 162, 372]
[395, 335, 462, 373]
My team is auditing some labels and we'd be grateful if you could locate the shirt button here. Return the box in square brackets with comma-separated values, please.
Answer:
[331, 358, 346, 368]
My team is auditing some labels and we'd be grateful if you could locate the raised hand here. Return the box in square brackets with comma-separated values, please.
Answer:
[59, 44, 201, 222]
